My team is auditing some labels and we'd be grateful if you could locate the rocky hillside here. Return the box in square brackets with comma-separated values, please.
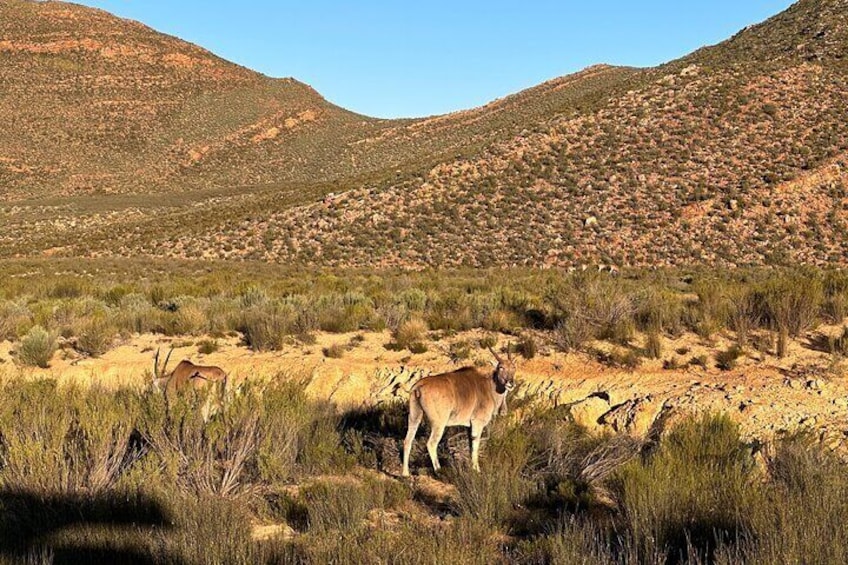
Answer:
[2, 0, 848, 269]
[0, 0, 634, 201]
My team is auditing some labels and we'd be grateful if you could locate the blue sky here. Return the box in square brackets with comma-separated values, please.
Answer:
[74, 1, 795, 118]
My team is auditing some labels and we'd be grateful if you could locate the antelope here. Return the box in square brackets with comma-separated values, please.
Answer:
[401, 346, 516, 477]
[152, 347, 228, 393]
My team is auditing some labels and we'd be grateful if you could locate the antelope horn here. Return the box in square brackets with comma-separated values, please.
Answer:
[154, 347, 160, 379]
[161, 346, 174, 377]
[488, 346, 503, 365]
[507, 343, 514, 361]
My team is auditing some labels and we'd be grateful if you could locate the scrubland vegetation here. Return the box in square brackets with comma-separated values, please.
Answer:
[3, 261, 848, 368]
[0, 377, 843, 563]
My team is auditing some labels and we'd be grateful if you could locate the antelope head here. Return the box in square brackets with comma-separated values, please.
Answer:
[488, 345, 516, 392]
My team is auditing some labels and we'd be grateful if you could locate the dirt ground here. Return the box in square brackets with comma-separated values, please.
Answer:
[1, 328, 847, 451]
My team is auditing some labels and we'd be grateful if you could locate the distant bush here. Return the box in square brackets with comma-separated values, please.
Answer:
[0, 299, 32, 341]
[517, 334, 538, 359]
[239, 303, 295, 351]
[17, 325, 57, 368]
[757, 272, 824, 337]
[392, 318, 428, 351]
[322, 343, 346, 358]
[197, 339, 219, 355]
[75, 317, 116, 357]
[644, 330, 662, 359]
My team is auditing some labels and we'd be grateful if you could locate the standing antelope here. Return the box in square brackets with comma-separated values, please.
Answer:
[402, 346, 516, 477]
[153, 347, 228, 393]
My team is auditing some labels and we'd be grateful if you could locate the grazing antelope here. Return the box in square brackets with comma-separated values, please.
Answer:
[152, 347, 228, 393]
[402, 346, 516, 477]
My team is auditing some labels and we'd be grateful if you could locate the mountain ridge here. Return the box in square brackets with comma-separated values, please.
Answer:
[2, 0, 847, 269]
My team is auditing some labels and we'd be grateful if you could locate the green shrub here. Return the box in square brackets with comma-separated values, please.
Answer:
[75, 317, 116, 357]
[449, 340, 472, 362]
[447, 424, 536, 526]
[757, 272, 824, 337]
[17, 325, 57, 368]
[517, 334, 538, 359]
[300, 480, 373, 533]
[615, 414, 754, 561]
[644, 330, 662, 359]
[0, 299, 32, 341]
[239, 303, 295, 351]
[392, 318, 428, 351]
[197, 339, 219, 355]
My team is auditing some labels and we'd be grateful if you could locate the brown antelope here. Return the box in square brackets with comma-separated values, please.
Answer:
[402, 346, 516, 477]
[152, 347, 228, 393]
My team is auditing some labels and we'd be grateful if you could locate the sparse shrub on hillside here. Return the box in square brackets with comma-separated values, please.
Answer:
[300, 481, 372, 533]
[17, 325, 57, 368]
[549, 276, 636, 349]
[115, 293, 160, 334]
[170, 299, 208, 336]
[478, 334, 498, 350]
[448, 340, 472, 362]
[447, 424, 537, 526]
[636, 289, 684, 337]
[688, 280, 732, 338]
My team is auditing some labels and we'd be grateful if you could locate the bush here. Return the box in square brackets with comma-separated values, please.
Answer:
[615, 414, 754, 561]
[300, 480, 373, 533]
[0, 299, 32, 341]
[549, 276, 636, 350]
[392, 318, 428, 351]
[75, 317, 116, 357]
[517, 334, 538, 359]
[197, 339, 219, 355]
[447, 424, 537, 526]
[758, 272, 824, 337]
[644, 331, 662, 359]
[322, 343, 346, 358]
[449, 340, 472, 362]
[17, 325, 57, 368]
[828, 326, 848, 356]
[239, 303, 295, 351]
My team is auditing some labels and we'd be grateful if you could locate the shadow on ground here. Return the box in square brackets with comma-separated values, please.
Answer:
[0, 488, 179, 564]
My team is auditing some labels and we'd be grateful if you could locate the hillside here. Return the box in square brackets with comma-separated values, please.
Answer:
[2, 0, 848, 268]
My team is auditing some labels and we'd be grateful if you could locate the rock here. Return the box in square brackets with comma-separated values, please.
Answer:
[806, 379, 825, 391]
[784, 378, 803, 390]
[570, 396, 611, 432]
[601, 396, 667, 437]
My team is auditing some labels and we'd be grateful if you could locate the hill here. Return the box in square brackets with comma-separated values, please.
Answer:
[2, 0, 847, 268]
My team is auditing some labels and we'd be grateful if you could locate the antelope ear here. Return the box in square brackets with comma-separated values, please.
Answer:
[490, 359, 499, 368]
